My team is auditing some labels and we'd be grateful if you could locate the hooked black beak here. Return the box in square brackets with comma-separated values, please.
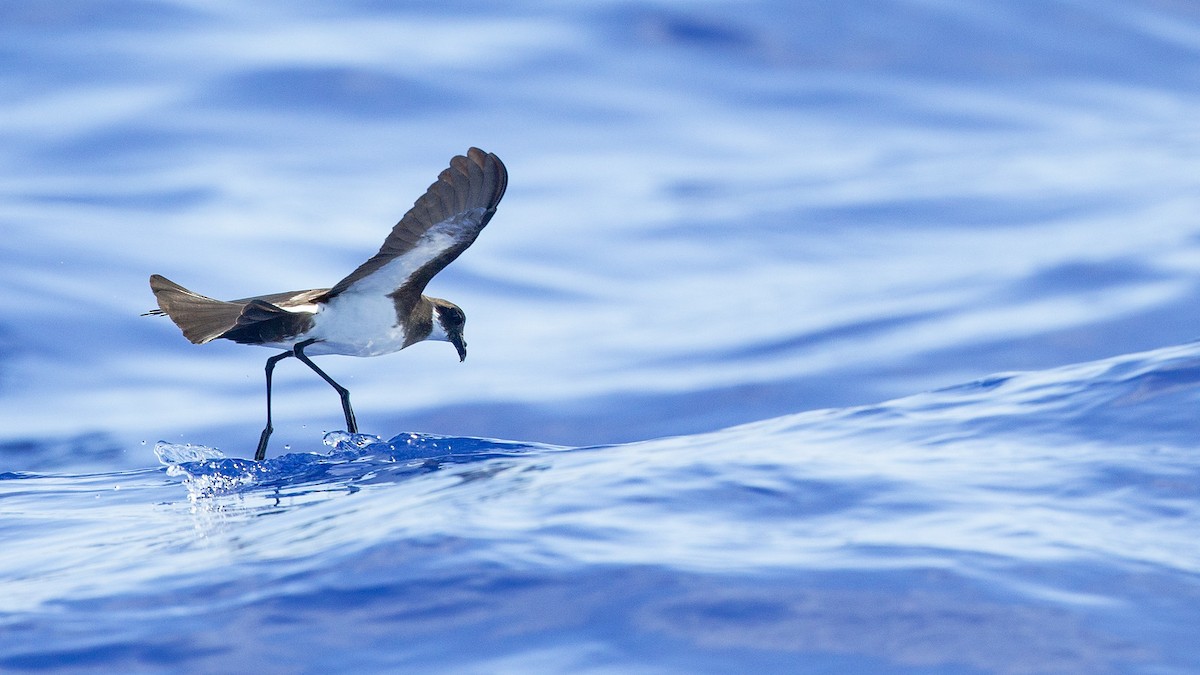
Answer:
[450, 331, 467, 362]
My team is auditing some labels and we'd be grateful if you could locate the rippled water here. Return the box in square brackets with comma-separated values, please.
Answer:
[2, 1, 1200, 672]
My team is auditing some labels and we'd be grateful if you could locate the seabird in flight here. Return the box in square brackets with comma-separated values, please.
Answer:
[146, 147, 507, 460]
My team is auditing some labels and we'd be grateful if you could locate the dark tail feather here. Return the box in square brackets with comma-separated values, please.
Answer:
[147, 274, 245, 344]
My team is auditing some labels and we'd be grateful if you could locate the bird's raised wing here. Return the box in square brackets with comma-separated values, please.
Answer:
[321, 148, 507, 305]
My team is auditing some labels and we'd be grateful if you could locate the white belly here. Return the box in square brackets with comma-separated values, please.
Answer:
[294, 292, 409, 357]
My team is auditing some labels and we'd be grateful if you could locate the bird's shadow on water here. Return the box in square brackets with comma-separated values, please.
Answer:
[155, 431, 564, 500]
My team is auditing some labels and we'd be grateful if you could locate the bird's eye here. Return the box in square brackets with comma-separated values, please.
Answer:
[442, 307, 465, 326]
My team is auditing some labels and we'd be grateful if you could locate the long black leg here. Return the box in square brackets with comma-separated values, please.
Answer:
[293, 339, 358, 434]
[255, 350, 295, 461]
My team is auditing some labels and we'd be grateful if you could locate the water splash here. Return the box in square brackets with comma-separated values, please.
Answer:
[153, 431, 560, 500]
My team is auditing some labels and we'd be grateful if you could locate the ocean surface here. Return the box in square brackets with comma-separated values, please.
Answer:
[2, 1, 1200, 672]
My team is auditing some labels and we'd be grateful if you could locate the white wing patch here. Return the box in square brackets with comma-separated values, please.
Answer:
[343, 207, 486, 298]
[294, 209, 486, 357]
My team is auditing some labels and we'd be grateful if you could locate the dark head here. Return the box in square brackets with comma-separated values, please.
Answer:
[429, 299, 468, 361]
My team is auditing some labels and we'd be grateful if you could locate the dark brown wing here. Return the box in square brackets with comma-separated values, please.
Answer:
[217, 299, 315, 345]
[320, 148, 507, 303]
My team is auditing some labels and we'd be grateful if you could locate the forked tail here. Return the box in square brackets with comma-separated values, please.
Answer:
[146, 274, 246, 344]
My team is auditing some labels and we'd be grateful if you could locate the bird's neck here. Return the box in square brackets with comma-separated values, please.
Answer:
[398, 294, 435, 348]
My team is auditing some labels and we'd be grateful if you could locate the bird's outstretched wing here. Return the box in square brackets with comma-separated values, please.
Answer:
[320, 148, 507, 310]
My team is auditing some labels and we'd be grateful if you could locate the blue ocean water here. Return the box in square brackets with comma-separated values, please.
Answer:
[2, 1, 1200, 672]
